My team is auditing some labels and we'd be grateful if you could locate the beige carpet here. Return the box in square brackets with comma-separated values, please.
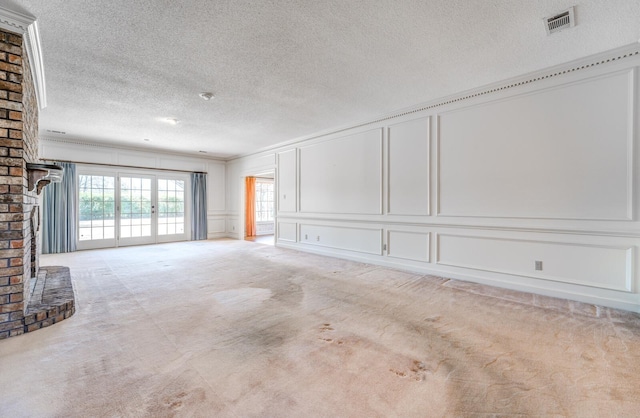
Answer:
[1, 239, 639, 417]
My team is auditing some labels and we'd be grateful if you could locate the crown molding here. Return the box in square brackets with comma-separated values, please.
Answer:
[0, 6, 47, 109]
[0, 6, 32, 33]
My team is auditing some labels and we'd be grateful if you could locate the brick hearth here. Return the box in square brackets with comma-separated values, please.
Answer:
[24, 266, 75, 332]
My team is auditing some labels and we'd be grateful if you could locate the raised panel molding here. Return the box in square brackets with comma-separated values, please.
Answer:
[277, 149, 297, 213]
[299, 224, 382, 255]
[226, 218, 240, 235]
[437, 69, 635, 221]
[436, 233, 634, 292]
[299, 128, 383, 215]
[207, 218, 226, 234]
[277, 222, 297, 242]
[387, 117, 430, 216]
[387, 230, 430, 262]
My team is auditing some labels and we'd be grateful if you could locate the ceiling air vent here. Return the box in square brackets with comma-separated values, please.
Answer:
[544, 7, 575, 35]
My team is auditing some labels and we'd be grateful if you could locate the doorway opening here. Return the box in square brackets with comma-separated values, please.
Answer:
[244, 172, 275, 245]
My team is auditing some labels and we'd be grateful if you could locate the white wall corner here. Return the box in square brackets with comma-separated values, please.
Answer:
[0, 7, 47, 109]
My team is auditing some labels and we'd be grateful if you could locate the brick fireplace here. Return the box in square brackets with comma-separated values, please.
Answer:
[0, 25, 74, 339]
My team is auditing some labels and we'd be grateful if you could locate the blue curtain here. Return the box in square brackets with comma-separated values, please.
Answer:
[191, 172, 208, 240]
[42, 162, 77, 253]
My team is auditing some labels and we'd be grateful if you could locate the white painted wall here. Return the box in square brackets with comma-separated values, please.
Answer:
[39, 140, 228, 239]
[226, 45, 640, 312]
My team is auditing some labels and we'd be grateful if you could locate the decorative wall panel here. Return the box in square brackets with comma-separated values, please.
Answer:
[387, 230, 430, 262]
[277, 222, 297, 242]
[299, 224, 382, 255]
[299, 129, 382, 214]
[438, 70, 634, 220]
[277, 149, 297, 213]
[436, 234, 633, 292]
[388, 117, 430, 215]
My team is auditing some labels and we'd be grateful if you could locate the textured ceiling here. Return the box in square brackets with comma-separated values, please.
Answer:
[2, 0, 640, 159]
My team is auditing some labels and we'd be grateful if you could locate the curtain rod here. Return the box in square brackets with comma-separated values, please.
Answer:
[45, 159, 203, 174]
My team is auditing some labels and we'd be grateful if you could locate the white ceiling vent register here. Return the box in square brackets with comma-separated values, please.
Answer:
[544, 7, 575, 35]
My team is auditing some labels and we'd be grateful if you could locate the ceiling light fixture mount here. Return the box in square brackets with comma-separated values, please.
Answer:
[199, 92, 215, 101]
[162, 118, 180, 125]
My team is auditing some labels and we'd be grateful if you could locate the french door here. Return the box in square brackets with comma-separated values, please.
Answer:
[78, 170, 189, 250]
[118, 175, 155, 246]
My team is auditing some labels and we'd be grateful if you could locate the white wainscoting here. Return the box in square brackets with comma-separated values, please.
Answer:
[387, 230, 430, 263]
[299, 224, 383, 255]
[388, 117, 430, 216]
[207, 216, 226, 239]
[277, 222, 297, 243]
[299, 128, 383, 215]
[226, 217, 240, 238]
[437, 69, 634, 220]
[436, 233, 633, 292]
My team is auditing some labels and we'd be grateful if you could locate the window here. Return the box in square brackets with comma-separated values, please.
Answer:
[78, 175, 115, 241]
[255, 179, 274, 222]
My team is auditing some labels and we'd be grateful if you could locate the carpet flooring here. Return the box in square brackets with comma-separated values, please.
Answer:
[1, 239, 639, 417]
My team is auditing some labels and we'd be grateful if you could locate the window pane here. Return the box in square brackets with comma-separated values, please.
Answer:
[79, 227, 92, 241]
[79, 175, 116, 242]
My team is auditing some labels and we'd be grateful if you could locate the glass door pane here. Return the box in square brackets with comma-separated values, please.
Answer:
[118, 175, 155, 246]
[78, 174, 116, 249]
[157, 178, 187, 242]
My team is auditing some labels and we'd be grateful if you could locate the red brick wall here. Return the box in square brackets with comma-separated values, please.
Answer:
[0, 28, 39, 339]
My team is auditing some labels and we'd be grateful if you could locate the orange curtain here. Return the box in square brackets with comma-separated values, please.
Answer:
[245, 176, 256, 237]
